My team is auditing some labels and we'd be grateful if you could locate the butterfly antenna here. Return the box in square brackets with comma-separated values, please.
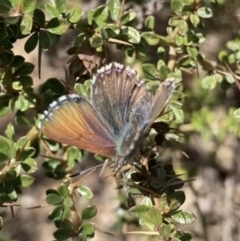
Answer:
[69, 163, 107, 178]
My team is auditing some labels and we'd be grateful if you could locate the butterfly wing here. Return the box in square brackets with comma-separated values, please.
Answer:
[39, 94, 116, 157]
[116, 79, 174, 163]
[91, 62, 152, 138]
[144, 79, 174, 131]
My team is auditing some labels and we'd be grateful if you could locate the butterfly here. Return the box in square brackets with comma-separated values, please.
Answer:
[39, 62, 174, 170]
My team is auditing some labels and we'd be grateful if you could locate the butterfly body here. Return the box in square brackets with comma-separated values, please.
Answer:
[39, 62, 174, 170]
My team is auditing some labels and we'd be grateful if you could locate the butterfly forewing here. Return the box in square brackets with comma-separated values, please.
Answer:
[40, 95, 116, 157]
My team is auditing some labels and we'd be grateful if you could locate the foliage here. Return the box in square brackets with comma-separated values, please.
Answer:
[0, 0, 239, 240]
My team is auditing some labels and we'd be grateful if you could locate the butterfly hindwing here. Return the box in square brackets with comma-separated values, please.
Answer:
[144, 79, 174, 131]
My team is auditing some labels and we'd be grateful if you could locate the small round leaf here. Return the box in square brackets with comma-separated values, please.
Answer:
[197, 7, 213, 18]
[82, 205, 97, 220]
[171, 210, 196, 224]
[0, 135, 12, 162]
[77, 185, 93, 199]
[46, 193, 64, 205]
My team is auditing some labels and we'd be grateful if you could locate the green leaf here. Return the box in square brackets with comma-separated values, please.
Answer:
[226, 40, 240, 51]
[101, 25, 120, 38]
[88, 5, 109, 25]
[0, 216, 3, 230]
[225, 72, 235, 83]
[39, 30, 52, 49]
[171, 0, 184, 14]
[186, 46, 198, 58]
[74, 33, 86, 46]
[48, 206, 64, 220]
[167, 177, 184, 190]
[130, 205, 162, 229]
[81, 222, 95, 238]
[16, 136, 30, 150]
[170, 103, 184, 123]
[58, 184, 69, 198]
[0, 31, 8, 41]
[13, 76, 33, 89]
[15, 95, 30, 111]
[40, 78, 65, 94]
[158, 194, 170, 213]
[0, 0, 11, 14]
[0, 51, 14, 65]
[159, 223, 172, 238]
[156, 167, 166, 181]
[171, 210, 196, 224]
[67, 7, 83, 23]
[63, 196, 73, 208]
[53, 227, 71, 241]
[0, 95, 11, 117]
[77, 186, 93, 199]
[82, 205, 97, 220]
[141, 32, 161, 45]
[21, 158, 38, 173]
[55, 0, 66, 13]
[234, 108, 240, 118]
[24, 32, 38, 53]
[90, 34, 103, 48]
[87, 9, 95, 25]
[158, 64, 169, 79]
[190, 13, 200, 26]
[218, 50, 228, 62]
[201, 75, 217, 89]
[122, 26, 140, 44]
[0, 135, 12, 162]
[129, 204, 151, 218]
[197, 7, 213, 18]
[21, 0, 37, 13]
[177, 20, 188, 35]
[169, 191, 186, 210]
[142, 63, 158, 79]
[10, 55, 25, 68]
[20, 14, 33, 35]
[95, 5, 109, 23]
[33, 8, 45, 27]
[14, 62, 34, 76]
[120, 11, 136, 24]
[40, 31, 60, 50]
[169, 17, 181, 27]
[107, 0, 120, 21]
[46, 193, 64, 205]
[20, 174, 35, 187]
[183, 0, 194, 5]
[0, 182, 18, 201]
[66, 146, 82, 167]
[45, 3, 59, 17]
[4, 16, 19, 25]
[5, 123, 14, 140]
[141, 197, 152, 207]
[144, 15, 155, 30]
[175, 35, 184, 46]
[46, 17, 69, 35]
